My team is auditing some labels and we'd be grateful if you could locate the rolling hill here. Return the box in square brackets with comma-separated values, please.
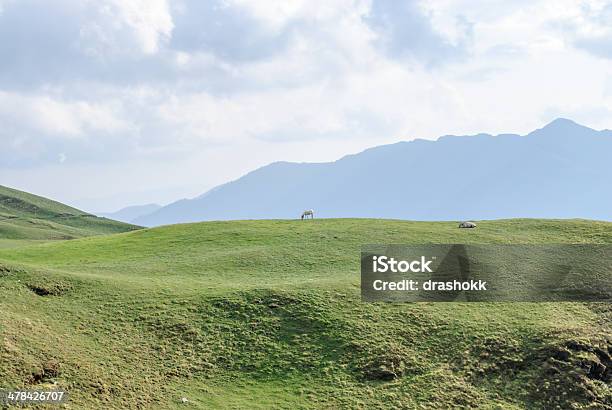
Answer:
[0, 184, 140, 246]
[0, 218, 610, 408]
[135, 118, 612, 226]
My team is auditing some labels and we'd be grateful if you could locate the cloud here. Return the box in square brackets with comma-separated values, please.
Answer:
[2, 0, 612, 211]
[0, 90, 133, 167]
[551, 0, 612, 59]
[0, 91, 131, 137]
[363, 0, 472, 65]
[0, 0, 175, 90]
[169, 0, 291, 61]
[0, 0, 457, 162]
[80, 0, 174, 56]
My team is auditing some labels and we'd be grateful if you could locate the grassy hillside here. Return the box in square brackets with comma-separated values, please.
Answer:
[0, 219, 610, 408]
[0, 185, 140, 244]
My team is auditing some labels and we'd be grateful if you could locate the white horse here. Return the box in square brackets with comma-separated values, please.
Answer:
[301, 209, 314, 220]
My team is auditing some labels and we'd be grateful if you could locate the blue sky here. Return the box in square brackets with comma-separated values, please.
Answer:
[2, 0, 612, 211]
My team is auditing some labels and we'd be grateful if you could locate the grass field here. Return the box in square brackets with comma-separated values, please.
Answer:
[0, 185, 140, 244]
[0, 218, 610, 408]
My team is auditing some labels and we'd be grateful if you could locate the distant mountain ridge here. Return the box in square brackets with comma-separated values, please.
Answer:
[98, 204, 161, 224]
[135, 118, 612, 226]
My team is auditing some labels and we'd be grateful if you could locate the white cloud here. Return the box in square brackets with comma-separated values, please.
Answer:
[548, 0, 612, 59]
[80, 0, 173, 56]
[0, 91, 132, 138]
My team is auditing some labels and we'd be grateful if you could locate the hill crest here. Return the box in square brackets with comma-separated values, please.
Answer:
[0, 184, 141, 241]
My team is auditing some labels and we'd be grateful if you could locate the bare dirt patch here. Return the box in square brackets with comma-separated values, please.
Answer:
[26, 281, 72, 296]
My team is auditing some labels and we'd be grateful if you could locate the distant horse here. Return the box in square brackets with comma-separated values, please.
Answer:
[301, 209, 314, 220]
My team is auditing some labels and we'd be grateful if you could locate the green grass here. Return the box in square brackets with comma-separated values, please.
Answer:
[0, 219, 610, 409]
[0, 239, 50, 249]
[0, 185, 140, 240]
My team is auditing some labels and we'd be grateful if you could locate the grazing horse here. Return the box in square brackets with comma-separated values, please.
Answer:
[301, 209, 314, 220]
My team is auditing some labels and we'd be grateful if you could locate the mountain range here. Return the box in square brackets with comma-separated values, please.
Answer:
[97, 204, 161, 224]
[134, 118, 612, 226]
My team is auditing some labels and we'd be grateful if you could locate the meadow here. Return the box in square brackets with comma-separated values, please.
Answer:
[0, 218, 610, 408]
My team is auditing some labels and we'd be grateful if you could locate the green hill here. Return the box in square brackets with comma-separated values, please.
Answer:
[0, 185, 140, 246]
[0, 219, 610, 408]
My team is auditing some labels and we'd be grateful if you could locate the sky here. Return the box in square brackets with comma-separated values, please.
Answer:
[2, 0, 612, 212]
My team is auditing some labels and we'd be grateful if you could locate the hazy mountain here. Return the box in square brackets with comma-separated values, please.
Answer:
[135, 119, 612, 226]
[98, 204, 161, 224]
